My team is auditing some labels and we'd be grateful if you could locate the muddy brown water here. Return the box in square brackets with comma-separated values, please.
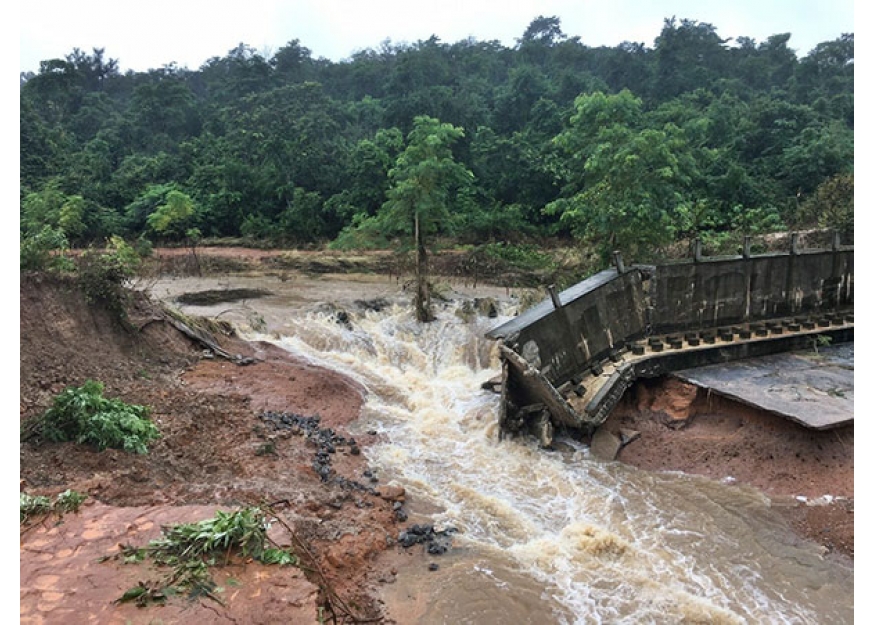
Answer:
[150, 274, 854, 624]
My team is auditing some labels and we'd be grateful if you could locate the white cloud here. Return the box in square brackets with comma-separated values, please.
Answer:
[20, 0, 854, 73]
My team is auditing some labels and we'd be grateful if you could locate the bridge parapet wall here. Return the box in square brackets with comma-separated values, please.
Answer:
[648, 246, 853, 335]
[486, 268, 646, 386]
[487, 238, 853, 391]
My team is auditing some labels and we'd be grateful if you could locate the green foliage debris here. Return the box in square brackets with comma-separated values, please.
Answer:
[111, 507, 298, 606]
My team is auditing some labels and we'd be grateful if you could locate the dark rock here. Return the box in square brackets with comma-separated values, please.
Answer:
[397, 523, 457, 554]
[427, 541, 448, 555]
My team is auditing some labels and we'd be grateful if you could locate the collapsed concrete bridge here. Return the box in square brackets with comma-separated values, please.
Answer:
[485, 234, 854, 447]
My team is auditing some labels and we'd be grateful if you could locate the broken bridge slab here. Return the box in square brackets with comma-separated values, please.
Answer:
[672, 343, 853, 430]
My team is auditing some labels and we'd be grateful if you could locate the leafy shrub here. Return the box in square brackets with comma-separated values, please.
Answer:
[799, 172, 853, 239]
[19, 493, 52, 523]
[77, 236, 142, 318]
[132, 235, 154, 259]
[20, 226, 74, 272]
[150, 507, 295, 565]
[55, 488, 87, 513]
[240, 213, 276, 239]
[482, 242, 557, 273]
[20, 489, 87, 524]
[40, 380, 159, 454]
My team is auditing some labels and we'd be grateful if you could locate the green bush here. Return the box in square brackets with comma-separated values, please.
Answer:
[482, 242, 557, 272]
[40, 380, 159, 454]
[149, 507, 296, 565]
[77, 236, 142, 318]
[20, 226, 74, 272]
[19, 493, 52, 524]
[20, 489, 87, 524]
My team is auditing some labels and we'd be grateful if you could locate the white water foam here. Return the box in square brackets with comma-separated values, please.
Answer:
[246, 299, 852, 624]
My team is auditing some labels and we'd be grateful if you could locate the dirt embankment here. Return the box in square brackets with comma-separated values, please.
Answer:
[20, 272, 407, 624]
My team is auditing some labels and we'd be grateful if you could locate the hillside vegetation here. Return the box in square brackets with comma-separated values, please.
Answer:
[21, 15, 853, 269]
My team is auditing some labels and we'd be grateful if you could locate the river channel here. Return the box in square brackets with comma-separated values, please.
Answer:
[151, 273, 854, 624]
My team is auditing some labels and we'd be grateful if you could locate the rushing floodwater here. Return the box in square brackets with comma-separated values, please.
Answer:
[156, 276, 854, 624]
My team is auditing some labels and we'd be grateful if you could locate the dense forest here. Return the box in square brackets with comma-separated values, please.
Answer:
[20, 16, 854, 269]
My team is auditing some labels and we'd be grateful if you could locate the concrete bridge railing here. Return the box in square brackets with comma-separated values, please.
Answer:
[485, 235, 854, 446]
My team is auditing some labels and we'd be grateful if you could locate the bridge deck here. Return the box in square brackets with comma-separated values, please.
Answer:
[562, 314, 854, 430]
[673, 343, 853, 429]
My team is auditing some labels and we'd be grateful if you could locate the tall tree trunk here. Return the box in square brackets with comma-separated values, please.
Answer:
[188, 240, 202, 277]
[414, 211, 432, 322]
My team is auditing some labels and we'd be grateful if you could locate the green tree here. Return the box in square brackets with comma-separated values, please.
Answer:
[368, 115, 474, 321]
[21, 181, 91, 243]
[652, 18, 729, 100]
[186, 135, 257, 237]
[781, 120, 854, 200]
[147, 189, 196, 239]
[127, 74, 201, 153]
[270, 39, 317, 84]
[799, 173, 853, 239]
[21, 181, 67, 233]
[794, 33, 854, 121]
[20, 97, 66, 185]
[328, 127, 404, 224]
[277, 187, 327, 243]
[546, 91, 698, 262]
[147, 189, 201, 273]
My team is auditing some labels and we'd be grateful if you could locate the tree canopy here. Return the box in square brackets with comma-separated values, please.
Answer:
[21, 18, 854, 264]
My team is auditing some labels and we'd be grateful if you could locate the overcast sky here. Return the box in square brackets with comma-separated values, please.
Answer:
[20, 0, 854, 74]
